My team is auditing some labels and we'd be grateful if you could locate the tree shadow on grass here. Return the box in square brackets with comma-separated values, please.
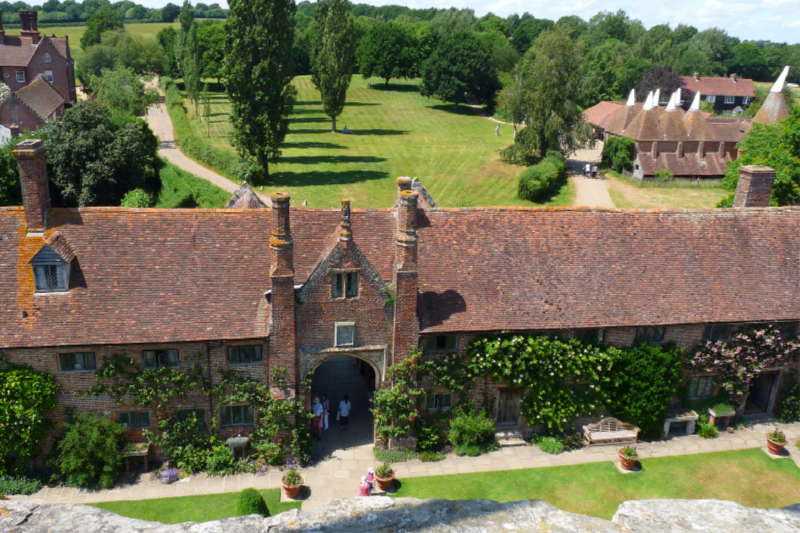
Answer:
[273, 169, 389, 187]
[279, 155, 387, 165]
[430, 103, 486, 117]
[295, 100, 323, 106]
[344, 102, 380, 106]
[289, 116, 329, 124]
[289, 128, 331, 134]
[368, 83, 420, 93]
[284, 141, 347, 150]
[290, 108, 325, 115]
[349, 129, 409, 136]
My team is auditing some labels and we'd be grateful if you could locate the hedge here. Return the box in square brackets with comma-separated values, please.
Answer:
[160, 77, 251, 182]
[602, 136, 636, 172]
[517, 151, 567, 202]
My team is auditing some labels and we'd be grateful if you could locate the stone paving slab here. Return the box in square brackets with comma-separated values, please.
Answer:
[13, 422, 800, 511]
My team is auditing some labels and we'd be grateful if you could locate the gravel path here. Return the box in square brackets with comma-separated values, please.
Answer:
[570, 143, 615, 208]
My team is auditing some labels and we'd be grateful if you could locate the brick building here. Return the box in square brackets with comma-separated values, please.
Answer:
[0, 9, 75, 129]
[1, 141, 798, 453]
[0, 74, 66, 134]
[682, 72, 756, 114]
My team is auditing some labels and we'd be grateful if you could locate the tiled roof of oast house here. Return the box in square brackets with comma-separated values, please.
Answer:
[3, 204, 800, 348]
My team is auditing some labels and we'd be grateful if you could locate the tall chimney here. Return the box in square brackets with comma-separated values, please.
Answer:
[268, 192, 296, 396]
[392, 185, 420, 365]
[733, 166, 775, 208]
[339, 199, 352, 249]
[13, 139, 49, 234]
[19, 10, 38, 43]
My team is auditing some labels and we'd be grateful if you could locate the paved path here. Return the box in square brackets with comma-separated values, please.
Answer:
[14, 422, 800, 511]
[570, 143, 615, 208]
[143, 80, 271, 207]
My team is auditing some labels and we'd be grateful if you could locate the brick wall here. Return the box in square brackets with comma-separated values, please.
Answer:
[1, 38, 73, 103]
[734, 166, 776, 207]
[0, 95, 46, 131]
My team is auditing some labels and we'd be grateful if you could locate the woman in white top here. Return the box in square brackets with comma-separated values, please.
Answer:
[339, 395, 351, 429]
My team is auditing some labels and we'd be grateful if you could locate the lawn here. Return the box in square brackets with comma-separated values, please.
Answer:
[393, 449, 800, 519]
[4, 22, 178, 63]
[91, 488, 299, 524]
[185, 76, 549, 209]
[604, 169, 729, 209]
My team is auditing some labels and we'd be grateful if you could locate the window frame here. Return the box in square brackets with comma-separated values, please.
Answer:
[742, 97, 751, 105]
[706, 95, 716, 103]
[702, 324, 730, 342]
[58, 352, 97, 372]
[331, 271, 359, 299]
[33, 262, 68, 293]
[227, 345, 263, 365]
[335, 321, 355, 347]
[723, 96, 735, 104]
[636, 326, 665, 344]
[118, 410, 152, 429]
[177, 408, 207, 430]
[422, 334, 458, 354]
[44, 70, 53, 83]
[143, 349, 180, 370]
[220, 404, 255, 427]
[16, 70, 25, 83]
[689, 376, 715, 399]
[425, 391, 453, 412]
[43, 52, 52, 64]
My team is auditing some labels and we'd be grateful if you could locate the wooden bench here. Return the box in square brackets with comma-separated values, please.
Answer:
[583, 417, 640, 446]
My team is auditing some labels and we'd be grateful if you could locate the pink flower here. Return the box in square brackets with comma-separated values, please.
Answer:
[278, 438, 282, 443]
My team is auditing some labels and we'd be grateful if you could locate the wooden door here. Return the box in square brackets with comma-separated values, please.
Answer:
[748, 372, 778, 411]
[496, 388, 522, 426]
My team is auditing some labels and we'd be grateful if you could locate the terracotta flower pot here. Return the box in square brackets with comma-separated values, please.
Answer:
[375, 471, 394, 491]
[767, 437, 785, 455]
[619, 451, 638, 471]
[282, 474, 303, 498]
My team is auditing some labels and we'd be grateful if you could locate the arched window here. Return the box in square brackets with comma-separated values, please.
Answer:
[43, 52, 52, 64]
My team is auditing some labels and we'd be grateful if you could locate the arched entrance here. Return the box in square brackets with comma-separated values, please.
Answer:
[310, 354, 378, 458]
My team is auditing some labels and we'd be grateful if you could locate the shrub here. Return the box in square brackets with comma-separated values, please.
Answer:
[373, 447, 417, 463]
[120, 188, 153, 208]
[418, 451, 446, 462]
[144, 413, 215, 474]
[414, 416, 442, 452]
[155, 161, 230, 208]
[376, 463, 393, 479]
[0, 363, 59, 476]
[158, 468, 180, 484]
[254, 441, 284, 467]
[559, 432, 584, 452]
[536, 436, 564, 455]
[49, 412, 126, 489]
[465, 445, 481, 457]
[206, 444, 234, 475]
[619, 446, 638, 460]
[447, 411, 496, 448]
[0, 475, 43, 495]
[654, 168, 674, 180]
[517, 151, 567, 202]
[607, 343, 683, 439]
[601, 136, 636, 171]
[711, 402, 736, 415]
[775, 375, 800, 423]
[698, 422, 718, 439]
[237, 488, 269, 517]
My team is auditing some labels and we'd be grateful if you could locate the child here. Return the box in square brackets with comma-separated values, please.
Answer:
[366, 467, 375, 492]
[358, 476, 371, 496]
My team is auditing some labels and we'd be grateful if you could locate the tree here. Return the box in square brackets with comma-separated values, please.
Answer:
[511, 17, 554, 54]
[420, 31, 500, 107]
[94, 67, 160, 117]
[500, 27, 591, 158]
[224, 0, 297, 181]
[729, 42, 769, 81]
[157, 26, 180, 77]
[202, 82, 211, 136]
[175, 1, 201, 114]
[313, 0, 356, 131]
[80, 6, 123, 49]
[429, 7, 475, 36]
[356, 21, 416, 87]
[0, 140, 21, 206]
[474, 13, 508, 37]
[162, 2, 181, 23]
[76, 29, 166, 89]
[197, 21, 226, 82]
[636, 66, 686, 103]
[43, 100, 160, 207]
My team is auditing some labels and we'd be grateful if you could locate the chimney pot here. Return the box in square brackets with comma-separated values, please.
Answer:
[730, 73, 738, 82]
[269, 192, 293, 275]
[733, 165, 775, 208]
[693, 72, 700, 81]
[396, 176, 413, 203]
[13, 139, 49, 233]
[339, 199, 352, 247]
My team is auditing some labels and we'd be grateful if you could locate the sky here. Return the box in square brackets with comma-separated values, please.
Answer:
[128, 0, 800, 44]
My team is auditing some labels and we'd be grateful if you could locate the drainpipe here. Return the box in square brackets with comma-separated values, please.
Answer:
[207, 342, 213, 426]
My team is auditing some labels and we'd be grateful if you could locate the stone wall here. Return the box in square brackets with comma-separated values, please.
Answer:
[2, 497, 799, 533]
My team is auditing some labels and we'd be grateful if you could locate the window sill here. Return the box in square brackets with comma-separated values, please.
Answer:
[228, 362, 264, 366]
[221, 423, 255, 428]
[60, 369, 97, 373]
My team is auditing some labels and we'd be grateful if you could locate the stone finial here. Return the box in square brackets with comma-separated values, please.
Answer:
[339, 199, 352, 246]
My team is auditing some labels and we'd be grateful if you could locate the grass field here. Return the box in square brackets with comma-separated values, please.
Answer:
[91, 488, 299, 524]
[604, 169, 729, 209]
[394, 449, 800, 520]
[4, 23, 178, 63]
[155, 160, 230, 208]
[185, 76, 548, 209]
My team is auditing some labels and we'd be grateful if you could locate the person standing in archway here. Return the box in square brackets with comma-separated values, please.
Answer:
[311, 397, 323, 440]
[339, 394, 351, 430]
[322, 393, 331, 431]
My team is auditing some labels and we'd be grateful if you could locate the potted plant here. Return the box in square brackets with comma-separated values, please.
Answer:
[766, 428, 786, 455]
[618, 446, 638, 471]
[708, 403, 736, 428]
[375, 462, 395, 490]
[282, 467, 303, 498]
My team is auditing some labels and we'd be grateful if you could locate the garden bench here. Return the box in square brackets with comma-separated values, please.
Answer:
[583, 417, 640, 445]
[123, 442, 150, 473]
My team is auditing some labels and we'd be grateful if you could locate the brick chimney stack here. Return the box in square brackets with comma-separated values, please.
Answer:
[396, 176, 413, 203]
[693, 72, 700, 82]
[730, 73, 738, 83]
[392, 181, 420, 365]
[18, 10, 39, 43]
[339, 199, 352, 248]
[269, 192, 297, 396]
[733, 166, 776, 208]
[13, 139, 49, 234]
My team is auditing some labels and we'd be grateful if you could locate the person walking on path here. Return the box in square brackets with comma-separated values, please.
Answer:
[339, 395, 351, 430]
[358, 476, 371, 496]
[311, 397, 323, 440]
[584, 163, 591, 177]
[322, 393, 330, 431]
[495, 125, 500, 136]
[592, 165, 598, 179]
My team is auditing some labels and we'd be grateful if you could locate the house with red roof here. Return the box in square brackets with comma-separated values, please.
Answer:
[682, 72, 756, 114]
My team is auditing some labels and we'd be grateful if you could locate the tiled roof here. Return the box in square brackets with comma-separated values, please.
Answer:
[637, 152, 730, 177]
[3, 202, 800, 347]
[753, 91, 790, 125]
[583, 101, 625, 131]
[681, 76, 756, 98]
[0, 35, 70, 67]
[225, 182, 267, 209]
[15, 75, 64, 120]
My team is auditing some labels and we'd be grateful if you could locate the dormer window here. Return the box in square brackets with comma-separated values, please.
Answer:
[332, 271, 358, 299]
[43, 52, 52, 64]
[32, 245, 71, 293]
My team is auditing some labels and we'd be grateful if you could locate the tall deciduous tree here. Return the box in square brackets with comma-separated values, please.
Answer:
[500, 27, 590, 158]
[420, 31, 500, 107]
[176, 1, 201, 115]
[224, 0, 297, 181]
[356, 21, 416, 87]
[80, 6, 123, 49]
[313, 0, 356, 131]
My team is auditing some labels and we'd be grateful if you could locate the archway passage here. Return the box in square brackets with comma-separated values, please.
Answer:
[310, 355, 376, 458]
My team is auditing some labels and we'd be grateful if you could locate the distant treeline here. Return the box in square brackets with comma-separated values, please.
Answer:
[0, 1, 228, 25]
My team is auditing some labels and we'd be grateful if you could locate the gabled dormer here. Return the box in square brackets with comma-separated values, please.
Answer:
[31, 231, 74, 293]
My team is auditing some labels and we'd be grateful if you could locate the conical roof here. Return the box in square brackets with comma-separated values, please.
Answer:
[682, 92, 711, 140]
[753, 66, 791, 125]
